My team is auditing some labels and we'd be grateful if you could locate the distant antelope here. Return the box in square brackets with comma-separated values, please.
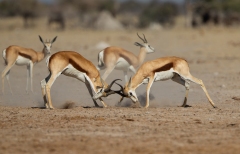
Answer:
[96, 33, 155, 82]
[95, 57, 216, 108]
[41, 51, 122, 109]
[2, 36, 57, 94]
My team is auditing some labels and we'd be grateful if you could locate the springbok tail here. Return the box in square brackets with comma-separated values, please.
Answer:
[2, 49, 7, 65]
[97, 51, 105, 70]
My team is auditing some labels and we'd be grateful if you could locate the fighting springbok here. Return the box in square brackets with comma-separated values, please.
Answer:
[96, 33, 155, 82]
[95, 56, 216, 108]
[41, 51, 122, 109]
[2, 35, 57, 94]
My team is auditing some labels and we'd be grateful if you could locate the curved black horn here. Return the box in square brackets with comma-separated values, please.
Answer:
[105, 79, 122, 92]
[143, 33, 148, 43]
[113, 83, 126, 97]
[115, 82, 123, 91]
[137, 33, 146, 43]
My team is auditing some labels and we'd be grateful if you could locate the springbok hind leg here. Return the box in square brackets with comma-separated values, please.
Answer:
[171, 74, 190, 107]
[40, 74, 51, 109]
[2, 63, 15, 94]
[188, 75, 216, 108]
[45, 74, 58, 109]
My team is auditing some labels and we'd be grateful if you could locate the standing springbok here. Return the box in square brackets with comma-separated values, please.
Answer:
[96, 33, 155, 82]
[2, 35, 57, 94]
[41, 51, 122, 109]
[95, 56, 216, 108]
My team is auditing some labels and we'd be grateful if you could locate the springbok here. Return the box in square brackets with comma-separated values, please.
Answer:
[2, 35, 57, 94]
[41, 51, 122, 109]
[96, 33, 155, 82]
[95, 56, 216, 108]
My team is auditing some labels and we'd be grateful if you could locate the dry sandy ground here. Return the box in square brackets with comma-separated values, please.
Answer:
[0, 19, 240, 153]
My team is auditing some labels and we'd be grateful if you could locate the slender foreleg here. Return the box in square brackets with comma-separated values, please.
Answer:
[144, 76, 154, 108]
[29, 62, 34, 93]
[40, 73, 51, 108]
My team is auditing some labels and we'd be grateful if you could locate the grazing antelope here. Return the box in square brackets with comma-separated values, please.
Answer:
[2, 36, 57, 94]
[41, 51, 122, 109]
[96, 33, 155, 82]
[95, 57, 216, 108]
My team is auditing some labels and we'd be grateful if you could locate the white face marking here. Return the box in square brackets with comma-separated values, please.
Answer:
[145, 43, 155, 54]
[44, 43, 52, 54]
[128, 90, 138, 102]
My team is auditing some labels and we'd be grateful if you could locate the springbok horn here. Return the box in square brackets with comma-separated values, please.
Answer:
[128, 77, 132, 88]
[137, 33, 146, 43]
[143, 33, 148, 43]
[114, 83, 126, 97]
[105, 79, 122, 92]
[105, 82, 125, 97]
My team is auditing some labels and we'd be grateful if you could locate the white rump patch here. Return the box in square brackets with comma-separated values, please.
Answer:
[2, 49, 6, 60]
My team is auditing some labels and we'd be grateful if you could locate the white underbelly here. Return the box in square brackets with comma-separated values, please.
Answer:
[154, 68, 175, 82]
[15, 55, 32, 66]
[62, 64, 86, 82]
[115, 57, 131, 70]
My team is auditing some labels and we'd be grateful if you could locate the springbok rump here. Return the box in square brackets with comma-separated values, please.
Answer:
[2, 35, 57, 94]
[96, 33, 155, 82]
[94, 56, 216, 108]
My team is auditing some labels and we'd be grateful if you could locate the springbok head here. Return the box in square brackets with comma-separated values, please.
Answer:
[134, 33, 155, 54]
[93, 79, 124, 100]
[121, 77, 139, 103]
[39, 35, 57, 54]
[94, 77, 139, 103]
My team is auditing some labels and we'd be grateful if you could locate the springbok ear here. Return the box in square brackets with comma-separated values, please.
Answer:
[134, 42, 140, 46]
[128, 77, 132, 88]
[51, 36, 57, 43]
[39, 35, 44, 44]
[134, 42, 144, 47]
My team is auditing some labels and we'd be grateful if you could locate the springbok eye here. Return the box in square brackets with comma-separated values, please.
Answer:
[129, 92, 133, 96]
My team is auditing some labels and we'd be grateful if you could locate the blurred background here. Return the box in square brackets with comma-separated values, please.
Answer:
[0, 0, 240, 31]
[0, 0, 240, 108]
